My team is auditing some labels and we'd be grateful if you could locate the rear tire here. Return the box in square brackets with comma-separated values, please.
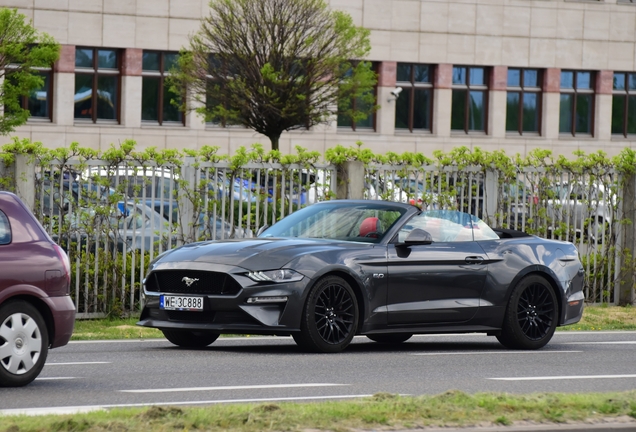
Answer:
[162, 329, 219, 348]
[496, 275, 558, 350]
[295, 275, 358, 353]
[367, 334, 412, 344]
[0, 300, 49, 387]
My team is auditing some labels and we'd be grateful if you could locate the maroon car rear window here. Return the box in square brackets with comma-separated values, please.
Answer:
[0, 210, 11, 244]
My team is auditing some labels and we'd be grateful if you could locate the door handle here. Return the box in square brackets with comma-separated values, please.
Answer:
[465, 256, 484, 264]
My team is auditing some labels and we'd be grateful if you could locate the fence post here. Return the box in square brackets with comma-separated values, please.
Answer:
[178, 157, 196, 244]
[336, 161, 365, 199]
[0, 158, 11, 191]
[483, 168, 498, 227]
[618, 173, 636, 305]
[14, 154, 35, 211]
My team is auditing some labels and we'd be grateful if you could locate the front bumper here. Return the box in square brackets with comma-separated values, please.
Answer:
[137, 274, 310, 335]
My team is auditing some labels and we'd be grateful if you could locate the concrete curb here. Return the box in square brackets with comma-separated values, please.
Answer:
[398, 422, 636, 432]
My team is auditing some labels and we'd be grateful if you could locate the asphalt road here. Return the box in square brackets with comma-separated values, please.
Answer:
[1, 331, 636, 416]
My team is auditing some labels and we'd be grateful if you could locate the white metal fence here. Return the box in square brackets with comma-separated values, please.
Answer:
[4, 156, 633, 315]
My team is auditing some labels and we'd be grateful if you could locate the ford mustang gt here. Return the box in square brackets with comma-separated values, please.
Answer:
[137, 200, 585, 353]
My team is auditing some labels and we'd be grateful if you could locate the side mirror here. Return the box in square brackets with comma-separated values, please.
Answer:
[399, 228, 433, 246]
[256, 225, 270, 237]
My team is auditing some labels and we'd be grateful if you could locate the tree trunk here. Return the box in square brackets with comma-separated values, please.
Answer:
[269, 135, 280, 151]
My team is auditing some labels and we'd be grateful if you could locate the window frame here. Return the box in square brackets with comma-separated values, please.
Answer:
[505, 68, 542, 136]
[334, 61, 378, 132]
[559, 70, 595, 137]
[20, 67, 53, 121]
[141, 50, 184, 126]
[394, 63, 433, 133]
[451, 66, 489, 134]
[0, 210, 11, 245]
[611, 72, 636, 138]
[74, 47, 121, 124]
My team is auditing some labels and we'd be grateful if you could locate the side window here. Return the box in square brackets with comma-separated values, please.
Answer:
[397, 211, 499, 243]
[398, 213, 473, 243]
[0, 210, 12, 245]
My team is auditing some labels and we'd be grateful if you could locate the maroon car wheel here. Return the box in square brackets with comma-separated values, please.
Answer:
[0, 300, 49, 387]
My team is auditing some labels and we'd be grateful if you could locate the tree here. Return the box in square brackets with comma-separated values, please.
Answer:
[171, 0, 376, 151]
[0, 8, 60, 135]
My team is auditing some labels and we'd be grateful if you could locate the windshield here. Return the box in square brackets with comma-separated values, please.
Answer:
[259, 202, 407, 243]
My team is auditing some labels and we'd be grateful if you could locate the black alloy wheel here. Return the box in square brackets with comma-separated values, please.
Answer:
[294, 275, 359, 353]
[497, 275, 558, 350]
[162, 329, 219, 348]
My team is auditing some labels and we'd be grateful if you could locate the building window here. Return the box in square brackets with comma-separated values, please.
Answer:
[74, 47, 120, 122]
[7, 68, 53, 121]
[336, 62, 378, 131]
[559, 70, 594, 136]
[506, 68, 541, 135]
[451, 66, 488, 133]
[611, 72, 636, 137]
[394, 63, 433, 132]
[142, 51, 183, 125]
[204, 54, 234, 128]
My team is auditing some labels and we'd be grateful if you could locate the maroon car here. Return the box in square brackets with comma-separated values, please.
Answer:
[0, 191, 75, 387]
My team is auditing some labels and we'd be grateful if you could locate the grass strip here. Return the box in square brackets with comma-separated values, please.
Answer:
[2, 391, 636, 431]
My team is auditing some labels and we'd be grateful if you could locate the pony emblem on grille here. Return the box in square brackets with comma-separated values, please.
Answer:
[182, 277, 199, 287]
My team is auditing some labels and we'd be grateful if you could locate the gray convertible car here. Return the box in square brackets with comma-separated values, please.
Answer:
[137, 200, 585, 353]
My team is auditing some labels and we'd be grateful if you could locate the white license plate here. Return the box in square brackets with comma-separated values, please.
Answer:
[160, 295, 204, 311]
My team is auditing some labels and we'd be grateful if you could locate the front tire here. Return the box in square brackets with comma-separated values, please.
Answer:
[294, 275, 358, 353]
[162, 329, 219, 348]
[0, 300, 49, 387]
[367, 334, 413, 344]
[497, 275, 558, 350]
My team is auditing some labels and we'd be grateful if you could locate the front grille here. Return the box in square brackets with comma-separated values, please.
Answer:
[146, 270, 242, 295]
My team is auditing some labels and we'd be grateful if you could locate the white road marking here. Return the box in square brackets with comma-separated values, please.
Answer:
[45, 362, 110, 366]
[563, 341, 636, 345]
[34, 377, 77, 381]
[412, 350, 582, 356]
[0, 394, 374, 417]
[120, 383, 348, 393]
[69, 339, 167, 344]
[490, 374, 636, 381]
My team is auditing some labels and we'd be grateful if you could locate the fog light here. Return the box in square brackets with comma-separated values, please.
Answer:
[246, 296, 288, 304]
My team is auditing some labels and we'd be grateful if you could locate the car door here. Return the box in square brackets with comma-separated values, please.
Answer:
[386, 211, 489, 325]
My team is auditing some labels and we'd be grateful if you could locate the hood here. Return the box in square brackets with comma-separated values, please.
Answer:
[157, 237, 368, 271]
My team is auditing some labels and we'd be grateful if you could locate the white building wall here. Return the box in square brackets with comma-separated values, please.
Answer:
[2, 0, 636, 157]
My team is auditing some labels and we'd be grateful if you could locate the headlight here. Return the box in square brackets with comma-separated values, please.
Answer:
[247, 269, 304, 283]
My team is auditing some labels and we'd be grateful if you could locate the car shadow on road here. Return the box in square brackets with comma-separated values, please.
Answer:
[152, 338, 540, 355]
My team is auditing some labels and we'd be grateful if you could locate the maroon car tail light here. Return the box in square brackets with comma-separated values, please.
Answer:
[53, 244, 71, 289]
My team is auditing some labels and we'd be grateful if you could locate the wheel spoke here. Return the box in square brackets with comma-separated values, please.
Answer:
[0, 315, 17, 341]
[313, 283, 354, 345]
[516, 283, 555, 341]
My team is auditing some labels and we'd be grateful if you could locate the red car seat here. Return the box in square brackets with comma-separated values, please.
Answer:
[359, 217, 383, 238]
